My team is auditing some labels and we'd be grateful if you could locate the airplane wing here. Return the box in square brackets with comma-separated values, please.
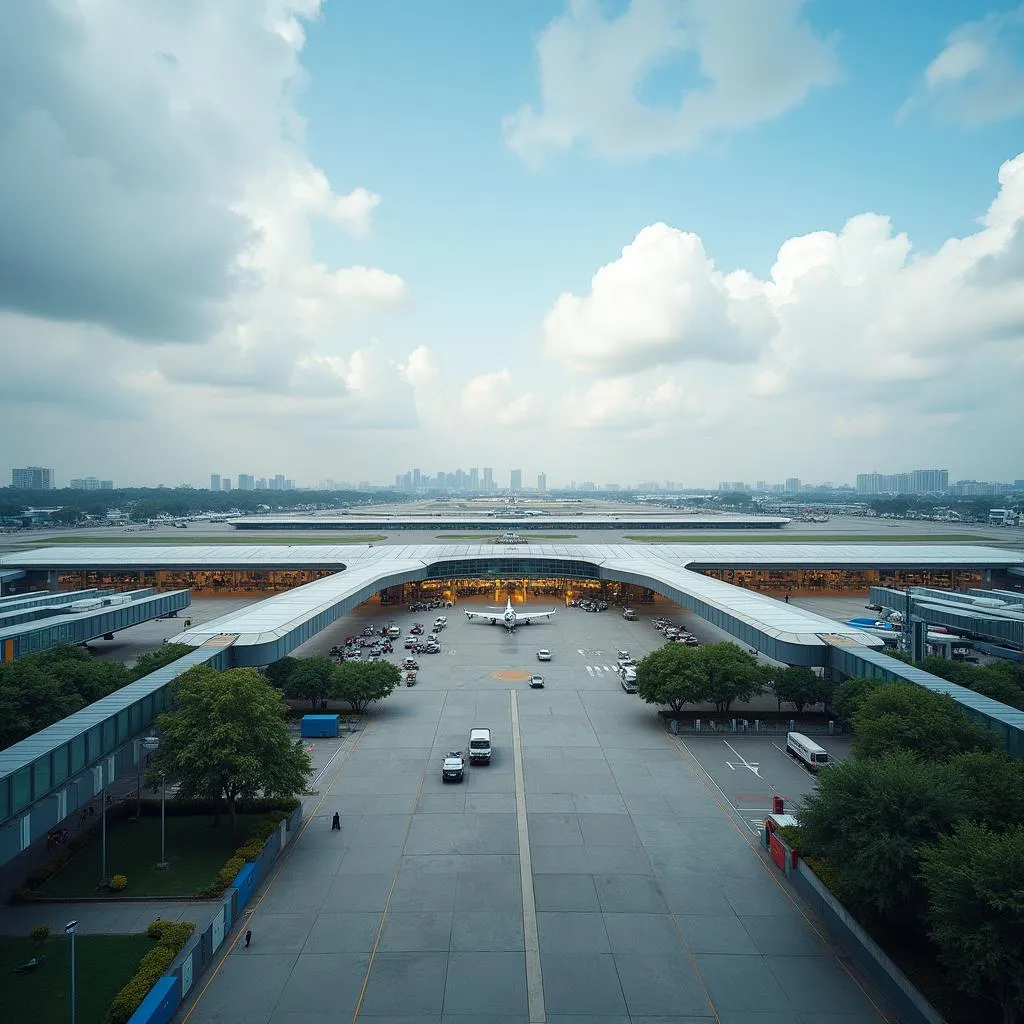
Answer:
[464, 608, 505, 623]
[514, 609, 556, 622]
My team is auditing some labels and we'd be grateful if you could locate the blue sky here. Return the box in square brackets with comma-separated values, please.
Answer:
[1, 0, 1023, 488]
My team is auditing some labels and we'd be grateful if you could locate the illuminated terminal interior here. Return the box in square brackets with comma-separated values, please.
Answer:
[50, 565, 988, 599]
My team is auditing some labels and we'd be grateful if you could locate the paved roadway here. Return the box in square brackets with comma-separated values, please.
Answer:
[176, 603, 892, 1024]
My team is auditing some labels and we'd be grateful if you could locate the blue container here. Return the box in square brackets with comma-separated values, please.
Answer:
[300, 714, 339, 738]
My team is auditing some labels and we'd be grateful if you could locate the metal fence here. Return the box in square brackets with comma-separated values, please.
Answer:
[665, 717, 848, 737]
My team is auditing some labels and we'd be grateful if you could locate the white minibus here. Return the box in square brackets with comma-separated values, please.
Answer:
[785, 731, 830, 771]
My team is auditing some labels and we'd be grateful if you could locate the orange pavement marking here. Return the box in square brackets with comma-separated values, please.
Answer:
[493, 669, 530, 681]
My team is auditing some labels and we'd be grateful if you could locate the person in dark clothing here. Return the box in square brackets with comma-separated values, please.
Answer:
[331, 812, 341, 831]
[244, 929, 252, 947]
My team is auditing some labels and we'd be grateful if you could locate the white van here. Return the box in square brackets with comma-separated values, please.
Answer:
[785, 731, 830, 771]
[468, 728, 492, 765]
[620, 666, 637, 692]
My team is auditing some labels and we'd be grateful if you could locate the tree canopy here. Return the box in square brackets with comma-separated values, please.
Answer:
[0, 646, 131, 750]
[131, 644, 194, 680]
[920, 823, 1024, 1024]
[797, 750, 968, 926]
[148, 666, 311, 834]
[330, 660, 400, 713]
[635, 642, 762, 714]
[767, 666, 833, 713]
[283, 654, 335, 711]
[851, 682, 998, 761]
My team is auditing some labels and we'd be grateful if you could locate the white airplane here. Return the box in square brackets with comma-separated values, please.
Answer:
[465, 596, 555, 631]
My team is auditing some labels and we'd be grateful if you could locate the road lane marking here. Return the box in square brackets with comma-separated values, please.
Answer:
[723, 739, 761, 777]
[510, 689, 545, 1024]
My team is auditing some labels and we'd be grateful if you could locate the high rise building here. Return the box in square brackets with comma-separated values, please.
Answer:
[70, 476, 112, 490]
[273, 474, 285, 490]
[237, 474, 254, 490]
[210, 473, 221, 491]
[12, 467, 53, 490]
[510, 469, 522, 491]
[483, 467, 493, 492]
[856, 469, 950, 495]
[537, 472, 547, 492]
[785, 478, 801, 493]
[469, 467, 479, 490]
[413, 468, 421, 489]
[222, 478, 232, 491]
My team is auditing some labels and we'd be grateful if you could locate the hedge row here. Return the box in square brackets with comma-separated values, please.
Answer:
[132, 797, 300, 819]
[198, 812, 290, 898]
[105, 918, 195, 1024]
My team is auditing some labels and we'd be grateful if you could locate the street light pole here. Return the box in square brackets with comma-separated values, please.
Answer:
[65, 920, 78, 1024]
[159, 774, 167, 869]
[100, 780, 107, 884]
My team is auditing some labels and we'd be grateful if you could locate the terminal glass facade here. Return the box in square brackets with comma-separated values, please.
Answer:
[55, 568, 338, 594]
[696, 567, 984, 593]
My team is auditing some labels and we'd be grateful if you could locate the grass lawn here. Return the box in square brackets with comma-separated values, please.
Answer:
[38, 813, 266, 898]
[0, 934, 153, 1024]
[34, 534, 387, 544]
[622, 533, 1000, 543]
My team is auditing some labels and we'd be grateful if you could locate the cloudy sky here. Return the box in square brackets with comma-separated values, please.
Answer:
[2, 0, 1023, 491]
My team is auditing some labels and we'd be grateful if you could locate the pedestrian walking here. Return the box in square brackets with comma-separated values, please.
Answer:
[244, 929, 252, 947]
[785, 594, 790, 604]
[331, 811, 341, 831]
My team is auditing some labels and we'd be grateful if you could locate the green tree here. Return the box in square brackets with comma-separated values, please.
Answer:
[768, 666, 828, 713]
[696, 643, 762, 713]
[50, 506, 85, 526]
[147, 666, 311, 834]
[948, 750, 1024, 832]
[920, 822, 1024, 1024]
[131, 644, 195, 680]
[284, 655, 335, 711]
[832, 676, 883, 723]
[798, 750, 967, 927]
[265, 656, 300, 690]
[330, 660, 399, 714]
[635, 643, 707, 712]
[852, 682, 998, 760]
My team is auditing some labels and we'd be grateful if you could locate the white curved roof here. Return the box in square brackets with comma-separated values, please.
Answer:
[4, 542, 1017, 654]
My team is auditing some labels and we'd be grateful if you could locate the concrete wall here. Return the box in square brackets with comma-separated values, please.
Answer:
[127, 804, 304, 1024]
[789, 858, 947, 1024]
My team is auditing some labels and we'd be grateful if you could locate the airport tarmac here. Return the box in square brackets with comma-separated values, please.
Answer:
[178, 600, 893, 1024]
[4, 513, 1024, 551]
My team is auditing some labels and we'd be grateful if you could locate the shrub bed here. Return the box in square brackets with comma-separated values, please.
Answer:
[105, 918, 195, 1024]
[199, 812, 290, 898]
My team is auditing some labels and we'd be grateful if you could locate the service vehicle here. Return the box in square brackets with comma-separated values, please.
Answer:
[536, 649, 552, 661]
[442, 751, 465, 782]
[786, 732, 831, 771]
[529, 674, 545, 689]
[468, 727, 492, 764]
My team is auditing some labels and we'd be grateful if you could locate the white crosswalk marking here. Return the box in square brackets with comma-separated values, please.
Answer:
[585, 666, 594, 676]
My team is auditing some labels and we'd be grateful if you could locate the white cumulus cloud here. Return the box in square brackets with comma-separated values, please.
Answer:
[504, 0, 839, 164]
[543, 152, 1024, 459]
[543, 222, 773, 374]
[900, 4, 1024, 125]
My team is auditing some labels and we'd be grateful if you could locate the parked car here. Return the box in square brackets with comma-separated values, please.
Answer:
[536, 649, 552, 661]
[442, 751, 465, 782]
[529, 674, 545, 689]
[402, 657, 419, 671]
[622, 609, 638, 620]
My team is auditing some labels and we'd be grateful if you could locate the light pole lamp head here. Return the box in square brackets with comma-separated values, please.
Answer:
[64, 920, 78, 934]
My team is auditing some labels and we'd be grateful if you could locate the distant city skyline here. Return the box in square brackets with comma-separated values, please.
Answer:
[8, 463, 1024, 496]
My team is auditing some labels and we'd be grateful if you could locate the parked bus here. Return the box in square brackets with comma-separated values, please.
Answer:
[785, 731, 830, 771]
